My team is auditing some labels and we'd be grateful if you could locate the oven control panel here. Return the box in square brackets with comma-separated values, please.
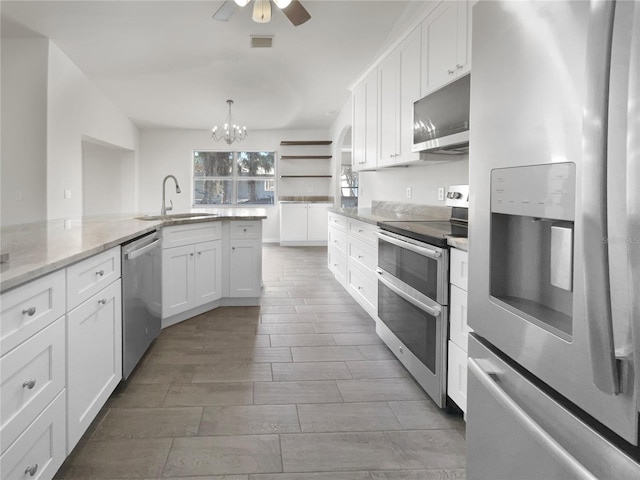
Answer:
[445, 185, 469, 208]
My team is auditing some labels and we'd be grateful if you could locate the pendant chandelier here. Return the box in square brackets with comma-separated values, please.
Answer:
[234, 0, 292, 24]
[211, 99, 247, 145]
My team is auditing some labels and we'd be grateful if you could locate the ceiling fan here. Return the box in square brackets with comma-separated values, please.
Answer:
[213, 0, 311, 26]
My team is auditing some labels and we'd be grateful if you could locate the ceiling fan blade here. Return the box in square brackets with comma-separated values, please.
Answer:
[281, 0, 311, 26]
[212, 1, 239, 22]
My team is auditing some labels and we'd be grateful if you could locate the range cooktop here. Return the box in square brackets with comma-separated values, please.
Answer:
[378, 220, 468, 247]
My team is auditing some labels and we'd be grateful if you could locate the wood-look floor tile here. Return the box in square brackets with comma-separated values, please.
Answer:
[388, 401, 464, 430]
[61, 438, 172, 478]
[260, 313, 317, 323]
[108, 383, 170, 408]
[218, 347, 293, 363]
[250, 473, 372, 480]
[199, 405, 300, 435]
[297, 402, 402, 433]
[280, 432, 401, 472]
[91, 407, 202, 439]
[196, 318, 259, 334]
[129, 363, 197, 384]
[369, 470, 466, 479]
[358, 345, 396, 360]
[260, 298, 307, 306]
[313, 321, 376, 333]
[333, 333, 384, 345]
[256, 323, 316, 335]
[270, 333, 336, 347]
[260, 305, 298, 314]
[346, 360, 410, 379]
[192, 363, 273, 383]
[384, 430, 466, 470]
[163, 382, 253, 407]
[302, 297, 359, 305]
[164, 435, 282, 476]
[296, 304, 365, 314]
[202, 332, 271, 348]
[314, 312, 372, 322]
[254, 381, 343, 404]
[272, 362, 352, 381]
[337, 379, 427, 403]
[291, 346, 365, 362]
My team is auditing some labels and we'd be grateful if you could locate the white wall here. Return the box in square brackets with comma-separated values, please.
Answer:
[1, 38, 49, 226]
[46, 42, 139, 220]
[82, 140, 136, 216]
[138, 128, 329, 242]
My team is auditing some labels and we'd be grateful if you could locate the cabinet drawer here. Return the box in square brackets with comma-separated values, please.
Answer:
[328, 227, 347, 254]
[1, 270, 65, 355]
[1, 318, 65, 454]
[66, 247, 121, 310]
[449, 284, 471, 351]
[0, 391, 66, 480]
[347, 263, 377, 317]
[328, 213, 347, 231]
[447, 340, 468, 414]
[328, 246, 347, 288]
[348, 236, 377, 273]
[162, 222, 222, 249]
[450, 248, 469, 291]
[230, 221, 262, 240]
[347, 219, 379, 247]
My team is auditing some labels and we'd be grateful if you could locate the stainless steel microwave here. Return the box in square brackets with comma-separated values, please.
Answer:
[412, 73, 470, 154]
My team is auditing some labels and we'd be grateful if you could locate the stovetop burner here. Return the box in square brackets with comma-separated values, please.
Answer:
[378, 220, 468, 247]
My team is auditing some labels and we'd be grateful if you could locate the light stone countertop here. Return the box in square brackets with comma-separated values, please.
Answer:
[0, 209, 267, 293]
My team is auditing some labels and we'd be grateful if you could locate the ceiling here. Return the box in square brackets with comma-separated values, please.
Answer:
[1, 0, 423, 131]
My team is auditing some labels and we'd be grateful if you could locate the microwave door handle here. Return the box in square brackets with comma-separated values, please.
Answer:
[626, 0, 640, 396]
[582, 0, 618, 395]
[375, 268, 441, 318]
[374, 231, 442, 259]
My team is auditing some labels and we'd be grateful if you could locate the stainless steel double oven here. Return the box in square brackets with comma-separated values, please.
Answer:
[374, 222, 452, 408]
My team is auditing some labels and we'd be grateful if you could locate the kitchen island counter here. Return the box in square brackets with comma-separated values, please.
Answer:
[0, 209, 267, 292]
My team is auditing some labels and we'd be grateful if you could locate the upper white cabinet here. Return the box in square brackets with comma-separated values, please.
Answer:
[378, 27, 421, 168]
[421, 0, 472, 95]
[352, 69, 378, 172]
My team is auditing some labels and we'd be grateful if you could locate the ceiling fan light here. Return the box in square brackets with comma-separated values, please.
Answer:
[252, 0, 272, 23]
[234, 0, 251, 7]
[274, 0, 292, 8]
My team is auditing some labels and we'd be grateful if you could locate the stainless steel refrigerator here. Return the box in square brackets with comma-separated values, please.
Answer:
[467, 0, 640, 478]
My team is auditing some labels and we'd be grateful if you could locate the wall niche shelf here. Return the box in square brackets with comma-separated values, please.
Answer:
[280, 155, 332, 160]
[280, 141, 333, 146]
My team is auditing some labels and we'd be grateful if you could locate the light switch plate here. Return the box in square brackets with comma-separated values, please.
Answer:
[406, 187, 412, 199]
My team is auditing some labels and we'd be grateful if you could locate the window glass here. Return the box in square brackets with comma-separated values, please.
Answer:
[237, 151, 275, 176]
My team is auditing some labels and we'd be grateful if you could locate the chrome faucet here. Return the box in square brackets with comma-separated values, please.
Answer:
[161, 175, 182, 216]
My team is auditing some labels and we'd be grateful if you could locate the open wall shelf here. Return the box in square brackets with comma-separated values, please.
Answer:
[280, 141, 332, 146]
[280, 175, 332, 178]
[280, 155, 332, 160]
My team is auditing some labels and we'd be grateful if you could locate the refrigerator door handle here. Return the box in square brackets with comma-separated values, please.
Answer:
[468, 357, 598, 480]
[582, 0, 619, 395]
[626, 0, 640, 398]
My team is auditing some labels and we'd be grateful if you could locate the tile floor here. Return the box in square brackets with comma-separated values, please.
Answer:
[55, 245, 466, 479]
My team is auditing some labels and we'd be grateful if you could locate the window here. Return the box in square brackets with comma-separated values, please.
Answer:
[193, 151, 275, 205]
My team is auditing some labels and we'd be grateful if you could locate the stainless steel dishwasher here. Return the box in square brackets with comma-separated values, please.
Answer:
[121, 230, 162, 379]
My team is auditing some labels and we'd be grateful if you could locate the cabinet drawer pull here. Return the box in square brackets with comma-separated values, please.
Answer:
[243, 228, 247, 232]
[22, 306, 37, 316]
[96, 269, 105, 276]
[22, 379, 36, 389]
[24, 464, 38, 477]
[98, 298, 107, 305]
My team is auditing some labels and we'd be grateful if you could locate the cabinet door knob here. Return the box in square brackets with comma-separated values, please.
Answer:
[190, 253, 194, 257]
[22, 379, 36, 389]
[98, 298, 107, 305]
[198, 251, 202, 255]
[24, 464, 38, 477]
[96, 269, 105, 276]
[232, 247, 236, 251]
[243, 228, 247, 232]
[456, 64, 464, 70]
[22, 307, 36, 316]
[447, 69, 455, 75]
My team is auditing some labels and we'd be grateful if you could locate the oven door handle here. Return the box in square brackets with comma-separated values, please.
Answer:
[374, 231, 442, 259]
[375, 268, 442, 318]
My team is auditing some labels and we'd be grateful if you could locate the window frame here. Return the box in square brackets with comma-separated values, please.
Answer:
[192, 150, 276, 206]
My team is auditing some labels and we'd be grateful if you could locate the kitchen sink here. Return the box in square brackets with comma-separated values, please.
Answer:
[135, 213, 218, 221]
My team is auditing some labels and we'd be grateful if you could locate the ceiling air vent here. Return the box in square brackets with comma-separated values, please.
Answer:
[250, 35, 274, 48]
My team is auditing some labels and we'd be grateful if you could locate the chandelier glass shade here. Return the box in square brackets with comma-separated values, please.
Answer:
[211, 100, 247, 145]
[233, 0, 293, 23]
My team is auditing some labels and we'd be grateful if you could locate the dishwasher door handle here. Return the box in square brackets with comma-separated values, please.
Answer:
[125, 238, 160, 260]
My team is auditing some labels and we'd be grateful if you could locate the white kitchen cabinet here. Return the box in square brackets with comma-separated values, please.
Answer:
[447, 247, 471, 415]
[328, 212, 348, 288]
[279, 203, 330, 245]
[377, 27, 421, 167]
[421, 0, 472, 95]
[162, 244, 195, 317]
[194, 240, 223, 305]
[67, 278, 121, 451]
[229, 220, 262, 297]
[352, 69, 378, 172]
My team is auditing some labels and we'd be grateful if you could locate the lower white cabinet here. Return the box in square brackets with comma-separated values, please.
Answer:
[230, 220, 262, 298]
[162, 240, 222, 318]
[280, 203, 330, 245]
[66, 279, 122, 451]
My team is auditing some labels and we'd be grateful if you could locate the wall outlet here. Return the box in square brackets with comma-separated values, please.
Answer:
[406, 187, 412, 199]
[438, 187, 445, 201]
[64, 189, 72, 199]
[307, 186, 314, 193]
